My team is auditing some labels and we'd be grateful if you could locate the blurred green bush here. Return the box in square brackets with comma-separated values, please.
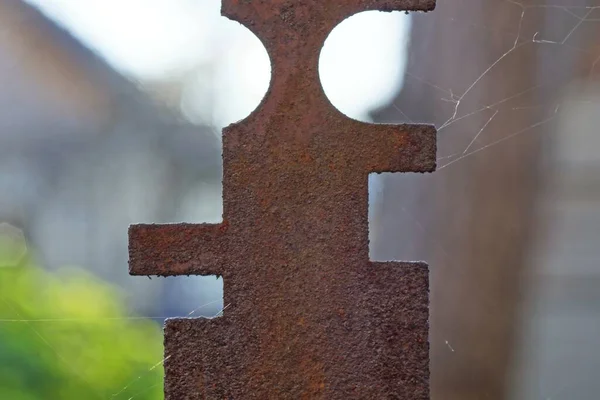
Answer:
[0, 239, 163, 400]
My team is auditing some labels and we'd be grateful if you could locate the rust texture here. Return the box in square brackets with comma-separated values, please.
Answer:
[129, 1, 437, 398]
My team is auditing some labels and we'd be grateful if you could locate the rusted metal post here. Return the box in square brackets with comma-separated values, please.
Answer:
[129, 1, 436, 398]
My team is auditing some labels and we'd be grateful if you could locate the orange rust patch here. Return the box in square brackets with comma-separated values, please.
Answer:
[218, 220, 229, 233]
[395, 132, 408, 146]
[299, 152, 314, 164]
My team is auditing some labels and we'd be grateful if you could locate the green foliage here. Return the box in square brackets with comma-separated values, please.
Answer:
[0, 243, 163, 400]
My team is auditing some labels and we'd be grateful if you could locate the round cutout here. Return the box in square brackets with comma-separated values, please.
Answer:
[319, 11, 412, 122]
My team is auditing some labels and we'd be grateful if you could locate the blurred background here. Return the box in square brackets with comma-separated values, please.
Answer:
[0, 0, 599, 398]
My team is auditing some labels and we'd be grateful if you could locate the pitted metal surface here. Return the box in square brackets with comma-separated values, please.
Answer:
[129, 1, 436, 398]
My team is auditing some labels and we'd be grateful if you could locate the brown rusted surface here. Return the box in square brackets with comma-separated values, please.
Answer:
[129, 1, 436, 398]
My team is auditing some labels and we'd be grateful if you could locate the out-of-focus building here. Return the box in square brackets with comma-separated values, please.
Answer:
[0, 0, 223, 316]
[371, 1, 600, 398]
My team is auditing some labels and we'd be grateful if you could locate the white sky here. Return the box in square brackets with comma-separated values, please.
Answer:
[25, 0, 411, 126]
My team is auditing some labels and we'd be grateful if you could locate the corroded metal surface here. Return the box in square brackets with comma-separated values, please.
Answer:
[129, 1, 436, 398]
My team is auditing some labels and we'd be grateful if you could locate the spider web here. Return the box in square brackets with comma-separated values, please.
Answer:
[374, 1, 600, 399]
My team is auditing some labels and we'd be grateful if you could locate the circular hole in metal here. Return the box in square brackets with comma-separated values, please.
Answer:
[319, 11, 412, 122]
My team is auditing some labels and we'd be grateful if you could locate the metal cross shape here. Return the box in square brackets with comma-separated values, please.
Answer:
[129, 1, 436, 398]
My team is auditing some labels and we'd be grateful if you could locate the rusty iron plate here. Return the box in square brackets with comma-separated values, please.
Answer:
[129, 1, 436, 398]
